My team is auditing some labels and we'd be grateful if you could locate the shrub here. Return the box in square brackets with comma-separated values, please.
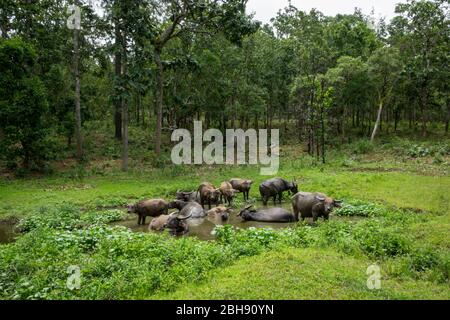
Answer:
[81, 209, 126, 225]
[0, 226, 234, 299]
[407, 248, 441, 273]
[400, 248, 450, 283]
[18, 205, 126, 233]
[215, 225, 279, 257]
[351, 139, 374, 155]
[278, 225, 317, 248]
[353, 221, 411, 258]
[334, 200, 386, 217]
[407, 145, 432, 158]
[0, 38, 50, 170]
[18, 204, 81, 232]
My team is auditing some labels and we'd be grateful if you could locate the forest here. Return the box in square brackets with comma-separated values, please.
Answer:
[0, 0, 449, 301]
[0, 0, 448, 170]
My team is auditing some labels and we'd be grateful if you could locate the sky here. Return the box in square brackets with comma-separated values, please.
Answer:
[246, 0, 408, 24]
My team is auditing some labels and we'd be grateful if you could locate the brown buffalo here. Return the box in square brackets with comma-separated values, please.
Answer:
[292, 192, 342, 222]
[198, 182, 221, 209]
[128, 199, 169, 225]
[176, 190, 201, 203]
[229, 178, 253, 201]
[149, 214, 172, 231]
[219, 182, 239, 206]
[206, 207, 232, 222]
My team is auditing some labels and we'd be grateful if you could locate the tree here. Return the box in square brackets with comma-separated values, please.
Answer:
[326, 56, 371, 137]
[0, 38, 49, 169]
[368, 47, 402, 142]
[328, 10, 380, 60]
[68, 2, 84, 162]
[148, 0, 258, 155]
[103, 0, 156, 170]
[390, 0, 449, 136]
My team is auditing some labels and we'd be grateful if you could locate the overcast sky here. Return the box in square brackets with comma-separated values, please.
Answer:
[246, 0, 408, 24]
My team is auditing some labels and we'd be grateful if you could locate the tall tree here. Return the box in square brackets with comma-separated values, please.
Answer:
[68, 2, 84, 161]
[0, 38, 49, 169]
[368, 47, 402, 142]
[148, 0, 258, 155]
[390, 0, 449, 136]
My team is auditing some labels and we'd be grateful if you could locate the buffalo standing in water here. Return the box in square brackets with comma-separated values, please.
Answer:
[229, 178, 253, 201]
[292, 192, 343, 222]
[198, 182, 221, 209]
[128, 199, 169, 225]
[259, 178, 298, 205]
[176, 190, 201, 203]
[237, 205, 295, 223]
[219, 182, 239, 206]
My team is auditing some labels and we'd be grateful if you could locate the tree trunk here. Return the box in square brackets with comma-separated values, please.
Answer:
[121, 34, 128, 171]
[114, 22, 122, 140]
[394, 109, 399, 132]
[73, 28, 83, 162]
[154, 49, 163, 156]
[421, 105, 428, 137]
[0, 13, 8, 39]
[321, 108, 325, 164]
[371, 100, 384, 143]
[122, 99, 129, 171]
[136, 94, 140, 125]
[445, 101, 450, 134]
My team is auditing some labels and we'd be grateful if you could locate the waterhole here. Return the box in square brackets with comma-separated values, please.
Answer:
[113, 202, 361, 241]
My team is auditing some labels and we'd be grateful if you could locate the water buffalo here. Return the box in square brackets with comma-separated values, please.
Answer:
[219, 182, 239, 206]
[176, 190, 201, 203]
[149, 214, 172, 231]
[198, 182, 221, 209]
[259, 178, 298, 205]
[206, 207, 232, 222]
[237, 205, 295, 222]
[292, 192, 343, 222]
[163, 212, 192, 235]
[230, 178, 253, 201]
[169, 200, 206, 219]
[128, 199, 169, 225]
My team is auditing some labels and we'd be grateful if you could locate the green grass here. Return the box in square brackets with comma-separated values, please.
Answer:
[154, 248, 450, 300]
[1, 164, 449, 218]
[0, 143, 449, 300]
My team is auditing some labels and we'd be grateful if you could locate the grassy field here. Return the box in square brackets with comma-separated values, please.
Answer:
[155, 248, 449, 300]
[0, 140, 449, 300]
[1, 162, 448, 218]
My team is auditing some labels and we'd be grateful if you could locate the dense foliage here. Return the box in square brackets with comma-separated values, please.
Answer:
[0, 0, 448, 172]
[0, 200, 448, 299]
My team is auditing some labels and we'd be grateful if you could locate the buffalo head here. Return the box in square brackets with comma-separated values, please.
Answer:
[163, 212, 192, 235]
[127, 204, 136, 213]
[237, 205, 256, 221]
[315, 196, 343, 214]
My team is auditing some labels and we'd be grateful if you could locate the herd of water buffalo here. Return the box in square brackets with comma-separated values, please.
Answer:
[127, 178, 343, 236]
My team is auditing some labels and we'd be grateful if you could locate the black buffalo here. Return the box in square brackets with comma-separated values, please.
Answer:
[259, 178, 298, 205]
[237, 205, 295, 223]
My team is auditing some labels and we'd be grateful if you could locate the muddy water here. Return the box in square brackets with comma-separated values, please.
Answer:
[114, 202, 358, 241]
[0, 220, 18, 244]
[0, 202, 360, 244]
